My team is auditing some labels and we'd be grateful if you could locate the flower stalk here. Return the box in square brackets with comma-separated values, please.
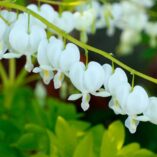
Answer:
[0, 1, 157, 84]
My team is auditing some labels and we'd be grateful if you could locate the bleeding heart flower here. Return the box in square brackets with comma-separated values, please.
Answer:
[27, 4, 57, 29]
[9, 18, 46, 72]
[54, 11, 75, 33]
[68, 61, 108, 111]
[33, 38, 53, 84]
[47, 37, 80, 89]
[0, 11, 16, 59]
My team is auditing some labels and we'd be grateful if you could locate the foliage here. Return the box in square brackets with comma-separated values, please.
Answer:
[0, 87, 156, 157]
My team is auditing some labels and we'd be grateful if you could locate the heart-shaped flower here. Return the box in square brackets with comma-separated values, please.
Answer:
[137, 97, 157, 125]
[0, 11, 16, 59]
[9, 18, 46, 72]
[124, 86, 149, 133]
[47, 37, 80, 89]
[27, 4, 57, 29]
[68, 61, 107, 111]
[54, 11, 75, 33]
[33, 38, 53, 84]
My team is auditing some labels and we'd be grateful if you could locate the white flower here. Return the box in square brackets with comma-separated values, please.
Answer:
[0, 11, 16, 59]
[0, 18, 8, 59]
[33, 38, 53, 84]
[105, 66, 128, 95]
[118, 29, 141, 55]
[54, 11, 75, 33]
[144, 22, 157, 47]
[138, 97, 157, 124]
[74, 9, 94, 32]
[109, 82, 130, 115]
[102, 64, 113, 91]
[27, 4, 57, 29]
[68, 61, 108, 111]
[9, 18, 46, 72]
[106, 67, 149, 133]
[47, 37, 80, 89]
[128, 86, 149, 133]
[130, 0, 154, 8]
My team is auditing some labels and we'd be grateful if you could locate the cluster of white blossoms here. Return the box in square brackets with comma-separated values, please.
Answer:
[79, 0, 156, 55]
[0, 1, 157, 134]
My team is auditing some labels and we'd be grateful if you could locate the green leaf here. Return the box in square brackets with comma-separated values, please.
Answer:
[73, 133, 95, 157]
[48, 98, 79, 130]
[15, 124, 50, 154]
[117, 143, 140, 157]
[0, 143, 20, 157]
[31, 153, 49, 157]
[90, 125, 105, 157]
[55, 117, 78, 157]
[15, 133, 38, 151]
[133, 149, 156, 157]
[0, 119, 21, 144]
[68, 120, 91, 131]
[100, 121, 125, 157]
[15, 0, 26, 5]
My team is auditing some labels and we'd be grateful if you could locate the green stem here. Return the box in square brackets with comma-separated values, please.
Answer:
[85, 49, 88, 67]
[0, 62, 8, 85]
[131, 73, 135, 91]
[0, 2, 157, 84]
[9, 59, 16, 85]
[15, 68, 28, 86]
[0, 14, 10, 25]
[23, 74, 40, 85]
[36, 0, 87, 6]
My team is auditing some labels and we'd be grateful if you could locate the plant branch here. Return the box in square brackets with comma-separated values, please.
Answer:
[36, 0, 87, 6]
[0, 2, 157, 84]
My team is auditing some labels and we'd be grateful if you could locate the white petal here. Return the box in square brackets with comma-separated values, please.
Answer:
[108, 68, 128, 95]
[103, 63, 112, 90]
[40, 65, 53, 71]
[0, 19, 7, 40]
[125, 116, 139, 134]
[30, 25, 46, 54]
[69, 62, 86, 92]
[136, 115, 149, 122]
[3, 52, 21, 59]
[143, 97, 157, 124]
[9, 25, 29, 54]
[33, 67, 41, 73]
[53, 71, 64, 89]
[115, 82, 131, 109]
[81, 93, 91, 111]
[126, 86, 149, 115]
[55, 11, 75, 33]
[47, 37, 63, 68]
[41, 70, 54, 85]
[25, 55, 34, 72]
[109, 97, 125, 115]
[59, 43, 80, 73]
[37, 38, 49, 65]
[41, 4, 57, 23]
[84, 61, 105, 93]
[92, 89, 111, 97]
[68, 94, 82, 101]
